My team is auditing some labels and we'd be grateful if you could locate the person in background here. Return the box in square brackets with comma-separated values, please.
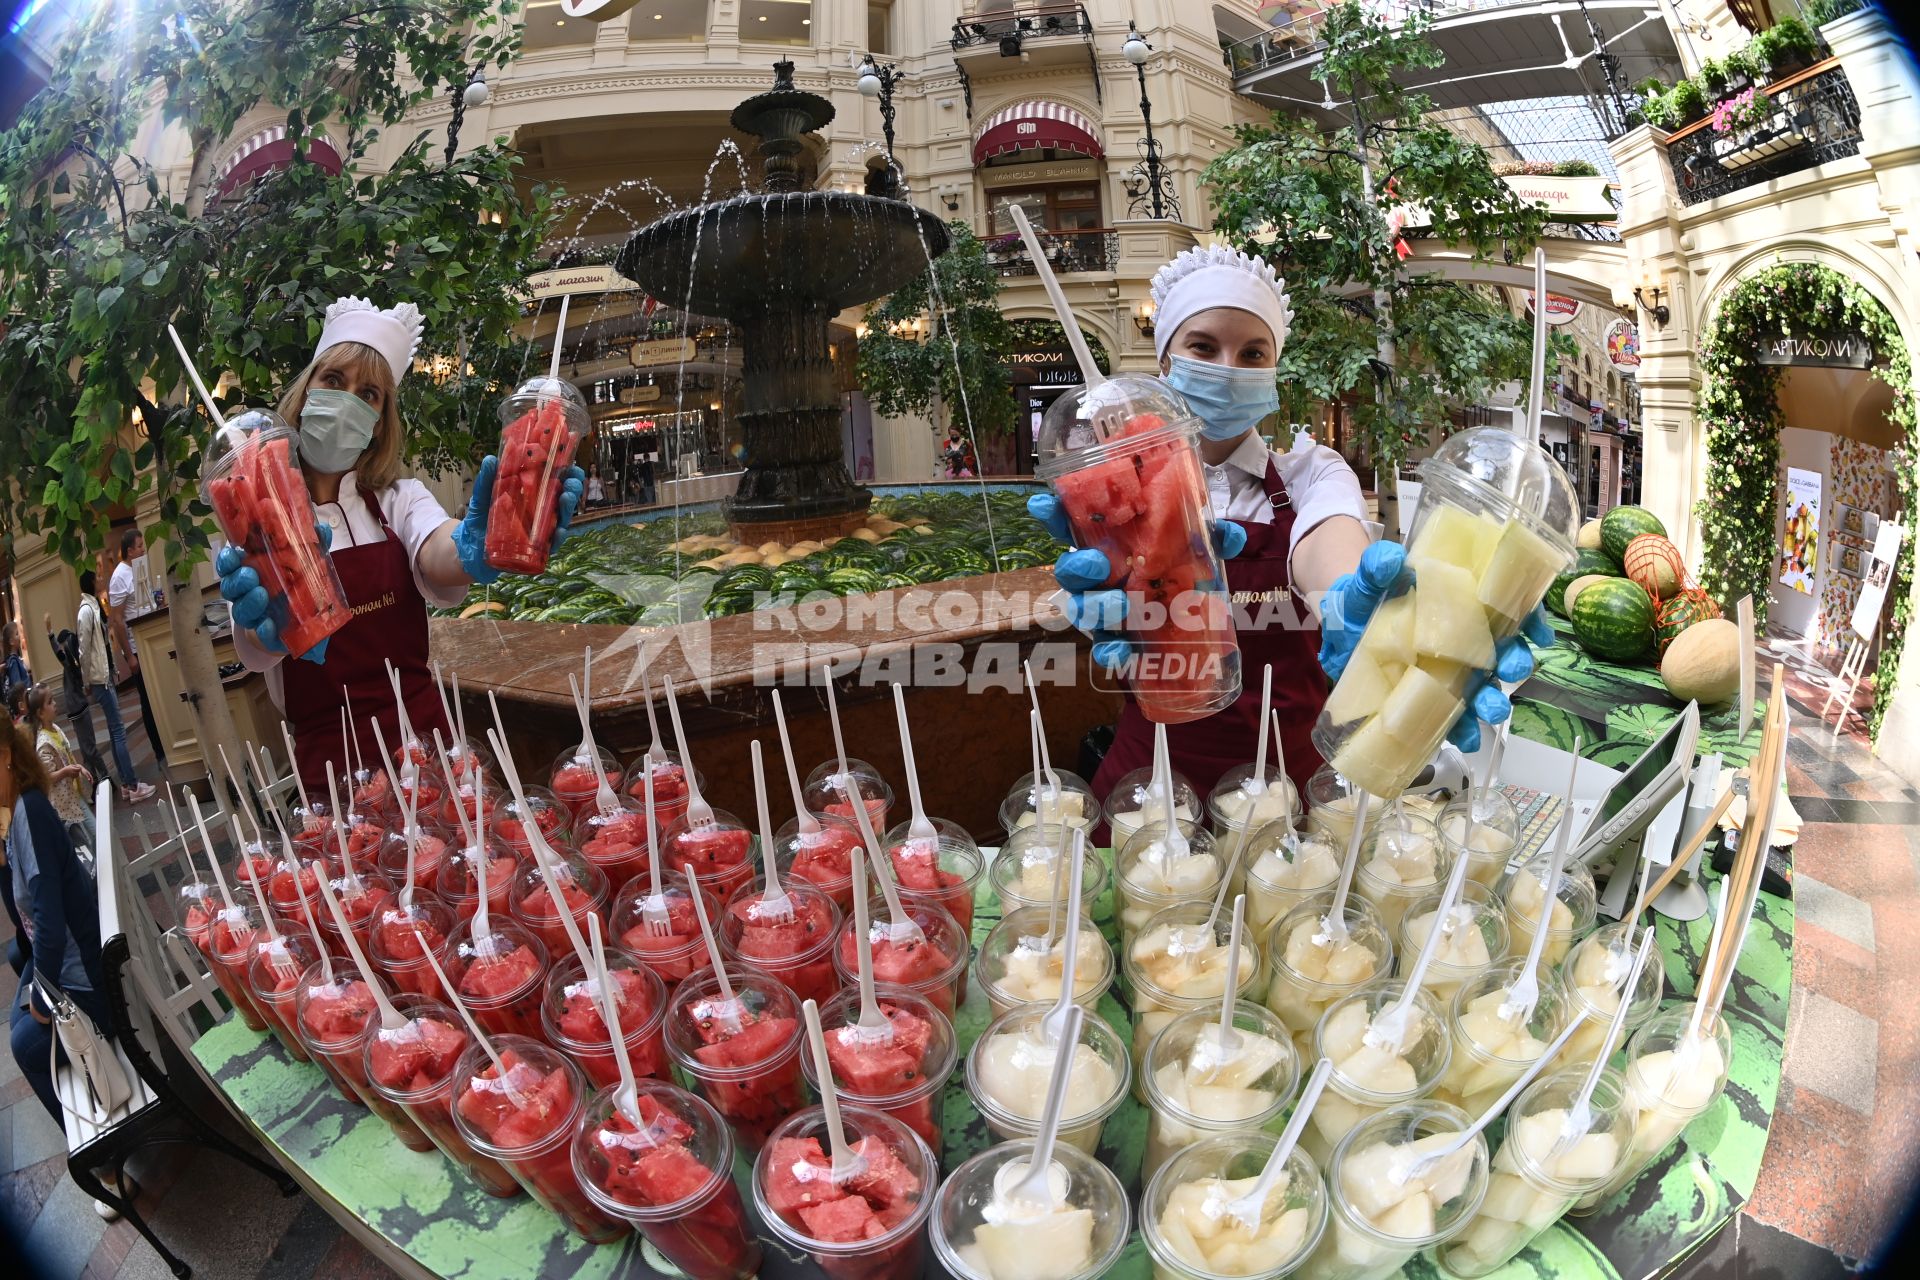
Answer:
[30, 684, 94, 852]
[586, 466, 605, 507]
[76, 572, 154, 805]
[2, 622, 29, 703]
[41, 613, 108, 786]
[107, 529, 165, 767]
[638, 450, 657, 506]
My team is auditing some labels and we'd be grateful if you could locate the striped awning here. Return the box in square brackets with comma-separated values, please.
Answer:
[213, 125, 342, 197]
[972, 100, 1103, 166]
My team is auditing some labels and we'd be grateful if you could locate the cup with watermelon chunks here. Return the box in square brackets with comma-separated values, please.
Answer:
[349, 765, 393, 822]
[176, 878, 218, 950]
[621, 753, 699, 834]
[507, 844, 610, 962]
[375, 819, 455, 896]
[493, 785, 572, 856]
[661, 811, 757, 903]
[572, 1081, 761, 1280]
[289, 802, 335, 861]
[798, 986, 955, 1160]
[1034, 384, 1244, 725]
[831, 899, 969, 1018]
[753, 1104, 938, 1280]
[718, 877, 843, 1006]
[200, 411, 352, 659]
[450, 1036, 628, 1243]
[574, 801, 653, 892]
[247, 930, 320, 1061]
[205, 900, 270, 1032]
[774, 813, 863, 914]
[661, 969, 807, 1154]
[485, 377, 590, 576]
[316, 868, 395, 962]
[550, 743, 622, 819]
[612, 879, 717, 984]
[881, 818, 983, 940]
[363, 991, 520, 1197]
[540, 950, 670, 1086]
[444, 917, 550, 1042]
[292, 964, 434, 1150]
[436, 771, 497, 834]
[333, 810, 390, 872]
[367, 894, 458, 1001]
[804, 760, 893, 833]
[436, 841, 526, 926]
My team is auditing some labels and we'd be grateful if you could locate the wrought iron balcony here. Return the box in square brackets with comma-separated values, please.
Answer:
[1664, 60, 1862, 207]
[951, 4, 1094, 52]
[984, 228, 1118, 278]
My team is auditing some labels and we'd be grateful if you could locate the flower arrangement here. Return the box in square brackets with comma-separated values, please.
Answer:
[1710, 88, 1773, 135]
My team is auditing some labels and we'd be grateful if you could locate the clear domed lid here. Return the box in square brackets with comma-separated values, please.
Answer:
[1033, 372, 1200, 478]
[498, 376, 590, 436]
[200, 407, 298, 494]
[1419, 426, 1582, 549]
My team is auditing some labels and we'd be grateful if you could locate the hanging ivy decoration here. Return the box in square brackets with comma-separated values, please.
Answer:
[1695, 261, 1916, 740]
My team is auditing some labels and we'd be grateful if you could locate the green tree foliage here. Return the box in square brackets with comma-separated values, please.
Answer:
[856, 221, 1019, 437]
[1204, 2, 1560, 464]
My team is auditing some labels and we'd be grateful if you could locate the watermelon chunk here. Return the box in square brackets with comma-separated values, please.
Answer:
[581, 812, 650, 864]
[459, 943, 541, 1001]
[790, 825, 860, 886]
[888, 842, 961, 893]
[825, 1004, 930, 1097]
[602, 1137, 715, 1209]
[763, 1137, 849, 1219]
[300, 979, 374, 1043]
[519, 878, 593, 921]
[557, 968, 653, 1045]
[799, 1195, 884, 1244]
[667, 826, 752, 874]
[693, 1011, 798, 1067]
[728, 894, 834, 962]
[624, 761, 689, 806]
[456, 1049, 573, 1149]
[844, 1135, 920, 1211]
[368, 1016, 468, 1093]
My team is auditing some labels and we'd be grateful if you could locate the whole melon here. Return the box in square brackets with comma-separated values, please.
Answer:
[1576, 518, 1605, 551]
[1571, 577, 1657, 663]
[1548, 548, 1625, 615]
[1600, 506, 1667, 562]
[1622, 533, 1687, 601]
[1662, 618, 1741, 704]
[1562, 574, 1617, 617]
[1656, 587, 1723, 653]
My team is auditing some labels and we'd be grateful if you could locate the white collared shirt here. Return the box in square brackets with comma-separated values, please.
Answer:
[1202, 430, 1369, 561]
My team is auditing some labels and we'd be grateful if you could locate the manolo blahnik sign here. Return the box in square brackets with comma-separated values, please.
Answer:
[1754, 330, 1874, 369]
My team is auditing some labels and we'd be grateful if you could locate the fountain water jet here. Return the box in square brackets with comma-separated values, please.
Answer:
[615, 60, 951, 541]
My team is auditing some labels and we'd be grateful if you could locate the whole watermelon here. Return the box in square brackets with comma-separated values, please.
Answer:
[1656, 587, 1723, 652]
[1549, 547, 1625, 615]
[1600, 506, 1666, 562]
[1572, 577, 1657, 662]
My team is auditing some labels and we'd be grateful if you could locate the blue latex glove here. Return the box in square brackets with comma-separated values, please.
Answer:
[217, 524, 333, 664]
[1317, 539, 1556, 753]
[1028, 491, 1248, 671]
[453, 456, 588, 586]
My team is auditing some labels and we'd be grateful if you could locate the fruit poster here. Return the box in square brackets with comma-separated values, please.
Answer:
[1780, 466, 1822, 594]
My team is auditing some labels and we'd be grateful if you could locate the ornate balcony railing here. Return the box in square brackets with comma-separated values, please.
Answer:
[984, 228, 1118, 278]
[1664, 60, 1861, 206]
[951, 4, 1094, 51]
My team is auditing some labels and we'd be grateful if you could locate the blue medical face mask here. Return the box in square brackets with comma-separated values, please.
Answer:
[1166, 353, 1281, 441]
[299, 389, 380, 474]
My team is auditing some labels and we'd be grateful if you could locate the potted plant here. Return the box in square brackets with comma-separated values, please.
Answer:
[1700, 57, 1732, 96]
[1640, 91, 1680, 131]
[1671, 79, 1709, 125]
[1761, 15, 1820, 74]
[1552, 159, 1601, 177]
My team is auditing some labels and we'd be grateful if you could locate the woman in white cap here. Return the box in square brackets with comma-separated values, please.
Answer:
[216, 297, 585, 788]
[1034, 246, 1545, 803]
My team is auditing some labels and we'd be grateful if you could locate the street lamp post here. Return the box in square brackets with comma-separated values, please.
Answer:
[1121, 21, 1179, 220]
[444, 68, 490, 165]
[856, 54, 902, 163]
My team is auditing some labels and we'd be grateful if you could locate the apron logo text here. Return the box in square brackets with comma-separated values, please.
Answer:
[349, 591, 396, 619]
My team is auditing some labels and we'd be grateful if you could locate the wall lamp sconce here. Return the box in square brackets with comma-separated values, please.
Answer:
[1633, 282, 1670, 328]
[1133, 300, 1156, 338]
[936, 184, 963, 213]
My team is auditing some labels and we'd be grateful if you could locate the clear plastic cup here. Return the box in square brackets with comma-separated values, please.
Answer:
[1397, 881, 1510, 1006]
[367, 894, 458, 1002]
[661, 968, 807, 1154]
[1441, 1068, 1634, 1276]
[1116, 823, 1224, 953]
[175, 876, 218, 949]
[375, 820, 455, 896]
[205, 899, 269, 1032]
[804, 760, 895, 833]
[1000, 768, 1098, 840]
[1105, 764, 1202, 851]
[493, 785, 573, 856]
[200, 410, 352, 657]
[991, 823, 1111, 917]
[362, 991, 520, 1197]
[572, 1080, 761, 1280]
[883, 819, 985, 940]
[316, 868, 395, 962]
[1036, 377, 1242, 723]
[774, 814, 863, 914]
[799, 985, 956, 1160]
[1556, 923, 1666, 1068]
[1141, 1131, 1329, 1280]
[1439, 789, 1522, 890]
[1502, 850, 1598, 969]
[965, 1004, 1131, 1155]
[974, 905, 1114, 1018]
[932, 1137, 1131, 1280]
[1263, 894, 1394, 1054]
[450, 1035, 627, 1242]
[574, 800, 653, 891]
[754, 1104, 937, 1280]
[436, 840, 527, 926]
[1244, 823, 1344, 937]
[1124, 903, 1263, 1089]
[549, 742, 622, 818]
[831, 897, 969, 1017]
[1432, 959, 1571, 1116]
[1302, 767, 1381, 852]
[443, 916, 550, 1042]
[611, 876, 720, 985]
[1352, 812, 1449, 941]
[347, 763, 394, 823]
[292, 962, 433, 1151]
[507, 844, 611, 962]
[1570, 1005, 1733, 1214]
[1208, 764, 1302, 842]
[1313, 428, 1579, 797]
[1301, 1100, 1489, 1280]
[621, 751, 701, 833]
[1140, 1001, 1300, 1185]
[434, 769, 497, 834]
[660, 811, 758, 904]
[334, 810, 391, 872]
[486, 376, 590, 575]
[267, 854, 326, 923]
[1304, 981, 1451, 1166]
[540, 949, 671, 1087]
[720, 875, 843, 1006]
[390, 772, 445, 836]
[246, 931, 318, 1060]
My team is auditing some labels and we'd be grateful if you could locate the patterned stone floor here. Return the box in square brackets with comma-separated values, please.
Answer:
[2, 669, 1914, 1278]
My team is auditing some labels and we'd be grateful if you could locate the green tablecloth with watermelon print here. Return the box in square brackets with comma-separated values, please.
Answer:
[191, 770, 1790, 1280]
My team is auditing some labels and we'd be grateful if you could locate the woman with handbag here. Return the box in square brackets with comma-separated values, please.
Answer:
[30, 684, 96, 855]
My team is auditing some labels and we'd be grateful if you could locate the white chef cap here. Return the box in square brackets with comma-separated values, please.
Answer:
[314, 296, 425, 385]
[1150, 245, 1293, 362]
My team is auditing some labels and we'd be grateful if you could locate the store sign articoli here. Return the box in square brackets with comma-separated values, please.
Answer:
[558, 0, 640, 20]
[1754, 329, 1874, 369]
[527, 264, 638, 299]
[630, 337, 697, 368]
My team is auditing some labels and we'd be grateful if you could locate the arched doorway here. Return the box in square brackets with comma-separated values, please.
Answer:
[983, 318, 1112, 477]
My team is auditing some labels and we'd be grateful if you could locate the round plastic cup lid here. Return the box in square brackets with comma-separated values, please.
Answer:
[1035, 372, 1200, 476]
[1419, 425, 1582, 548]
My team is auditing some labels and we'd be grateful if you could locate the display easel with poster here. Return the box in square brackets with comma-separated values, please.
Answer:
[1820, 521, 1905, 740]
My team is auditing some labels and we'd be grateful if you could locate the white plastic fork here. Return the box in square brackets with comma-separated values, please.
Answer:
[772, 690, 821, 838]
[803, 998, 868, 1181]
[663, 676, 716, 830]
[846, 775, 925, 946]
[1320, 790, 1372, 943]
[847, 848, 894, 1047]
[749, 740, 793, 921]
[891, 683, 939, 847]
[1552, 925, 1658, 1159]
[1225, 1057, 1334, 1231]
[1501, 735, 1583, 1024]
[637, 760, 673, 939]
[1040, 828, 1087, 1049]
[1365, 835, 1473, 1052]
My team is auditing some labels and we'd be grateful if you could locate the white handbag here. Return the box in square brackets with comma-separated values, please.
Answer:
[34, 975, 133, 1118]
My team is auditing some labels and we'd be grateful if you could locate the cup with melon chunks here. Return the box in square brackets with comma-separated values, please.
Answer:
[931, 1136, 1131, 1280]
[1555, 923, 1665, 1068]
[753, 1105, 937, 1280]
[486, 378, 589, 576]
[1308, 1099, 1489, 1277]
[831, 898, 968, 1017]
[1261, 894, 1394, 1053]
[720, 877, 842, 1006]
[973, 905, 1115, 1018]
[661, 969, 807, 1154]
[1303, 982, 1452, 1167]
[1431, 959, 1571, 1117]
[541, 950, 671, 1086]
[964, 1004, 1132, 1156]
[774, 814, 863, 914]
[1139, 1001, 1299, 1186]
[1139, 1131, 1328, 1280]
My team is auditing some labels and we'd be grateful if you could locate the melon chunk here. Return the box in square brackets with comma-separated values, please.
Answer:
[969, 1207, 1095, 1280]
[1414, 505, 1503, 578]
[1379, 665, 1466, 747]
[1324, 650, 1396, 726]
[1355, 592, 1416, 669]
[1478, 519, 1568, 624]
[1328, 715, 1415, 799]
[1413, 561, 1497, 668]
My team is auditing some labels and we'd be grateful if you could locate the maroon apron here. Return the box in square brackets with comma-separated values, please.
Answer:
[282, 487, 450, 792]
[1092, 455, 1327, 807]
